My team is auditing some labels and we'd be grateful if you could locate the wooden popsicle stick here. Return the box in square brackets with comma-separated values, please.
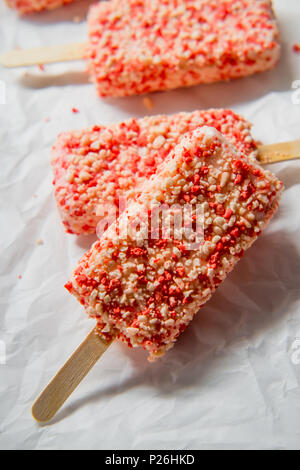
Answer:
[257, 140, 300, 165]
[0, 42, 87, 68]
[32, 328, 113, 423]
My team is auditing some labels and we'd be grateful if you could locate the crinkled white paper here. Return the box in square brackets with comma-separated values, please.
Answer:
[0, 0, 300, 450]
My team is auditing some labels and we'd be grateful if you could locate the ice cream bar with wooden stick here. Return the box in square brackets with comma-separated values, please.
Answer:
[87, 0, 281, 97]
[2, 0, 280, 97]
[32, 125, 283, 423]
[65, 126, 283, 362]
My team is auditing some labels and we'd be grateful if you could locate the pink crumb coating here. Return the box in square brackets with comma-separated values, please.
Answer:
[51, 109, 258, 235]
[86, 0, 280, 97]
[6, 0, 75, 14]
[65, 126, 283, 362]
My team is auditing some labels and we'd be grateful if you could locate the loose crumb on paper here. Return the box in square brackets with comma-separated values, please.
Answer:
[293, 44, 300, 53]
[36, 239, 44, 246]
[143, 97, 154, 111]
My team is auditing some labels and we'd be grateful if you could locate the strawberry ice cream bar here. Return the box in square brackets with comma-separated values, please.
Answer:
[87, 0, 280, 97]
[52, 109, 258, 235]
[6, 0, 75, 14]
[66, 127, 283, 361]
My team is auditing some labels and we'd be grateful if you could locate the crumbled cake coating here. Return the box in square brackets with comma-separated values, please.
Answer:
[6, 0, 75, 14]
[87, 0, 280, 97]
[66, 127, 283, 361]
[52, 109, 258, 235]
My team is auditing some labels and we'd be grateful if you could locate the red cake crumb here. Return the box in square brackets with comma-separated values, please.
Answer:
[293, 44, 300, 53]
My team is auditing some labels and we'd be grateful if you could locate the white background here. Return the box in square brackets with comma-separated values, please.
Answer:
[0, 0, 300, 450]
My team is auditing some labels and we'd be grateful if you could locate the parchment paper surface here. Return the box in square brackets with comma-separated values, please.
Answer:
[0, 0, 300, 450]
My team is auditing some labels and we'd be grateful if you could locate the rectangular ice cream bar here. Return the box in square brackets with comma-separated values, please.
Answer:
[6, 0, 75, 14]
[65, 127, 283, 361]
[52, 109, 258, 236]
[87, 0, 280, 97]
